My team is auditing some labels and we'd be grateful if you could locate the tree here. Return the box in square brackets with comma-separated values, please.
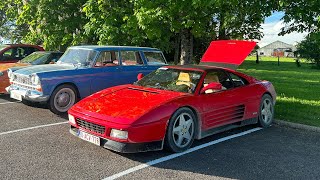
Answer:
[0, 0, 28, 43]
[135, 0, 277, 64]
[83, 0, 150, 47]
[2, 0, 87, 49]
[280, 0, 319, 35]
[213, 0, 278, 40]
[297, 32, 320, 68]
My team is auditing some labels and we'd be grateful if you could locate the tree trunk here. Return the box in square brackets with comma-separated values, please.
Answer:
[174, 34, 180, 65]
[180, 28, 193, 65]
[218, 12, 228, 40]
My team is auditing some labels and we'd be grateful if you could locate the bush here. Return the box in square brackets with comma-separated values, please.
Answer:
[297, 32, 320, 68]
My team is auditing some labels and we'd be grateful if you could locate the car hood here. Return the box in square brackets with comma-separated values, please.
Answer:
[0, 63, 29, 72]
[13, 64, 75, 75]
[72, 85, 187, 125]
[200, 40, 256, 69]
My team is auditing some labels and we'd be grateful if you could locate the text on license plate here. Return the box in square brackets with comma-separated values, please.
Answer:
[10, 91, 22, 101]
[78, 130, 100, 146]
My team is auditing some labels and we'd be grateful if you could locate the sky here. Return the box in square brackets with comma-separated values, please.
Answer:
[258, 11, 308, 47]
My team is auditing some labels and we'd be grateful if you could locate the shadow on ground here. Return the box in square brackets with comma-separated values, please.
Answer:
[118, 125, 320, 179]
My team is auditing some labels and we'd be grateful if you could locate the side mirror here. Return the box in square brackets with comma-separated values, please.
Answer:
[137, 73, 144, 80]
[201, 82, 222, 94]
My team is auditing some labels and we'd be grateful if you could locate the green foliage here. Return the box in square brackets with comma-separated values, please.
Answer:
[0, 0, 289, 62]
[0, 0, 89, 50]
[213, 0, 278, 40]
[83, 0, 145, 46]
[0, 0, 28, 42]
[297, 32, 320, 68]
[25, 0, 88, 50]
[280, 0, 319, 34]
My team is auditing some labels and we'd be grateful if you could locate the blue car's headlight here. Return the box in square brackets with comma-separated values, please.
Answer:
[31, 74, 40, 85]
[7, 69, 12, 79]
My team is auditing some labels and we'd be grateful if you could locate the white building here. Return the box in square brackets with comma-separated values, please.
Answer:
[257, 40, 296, 57]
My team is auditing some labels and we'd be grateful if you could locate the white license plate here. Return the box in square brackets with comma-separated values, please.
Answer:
[78, 130, 100, 146]
[10, 91, 23, 101]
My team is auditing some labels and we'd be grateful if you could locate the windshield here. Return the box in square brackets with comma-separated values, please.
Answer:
[57, 48, 97, 67]
[136, 67, 203, 93]
[20, 52, 50, 65]
[0, 45, 8, 51]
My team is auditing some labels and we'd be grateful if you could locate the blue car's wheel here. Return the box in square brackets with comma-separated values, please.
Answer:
[49, 84, 78, 114]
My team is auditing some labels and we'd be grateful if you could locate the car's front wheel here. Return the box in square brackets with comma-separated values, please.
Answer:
[49, 84, 78, 115]
[165, 108, 196, 152]
[258, 94, 274, 127]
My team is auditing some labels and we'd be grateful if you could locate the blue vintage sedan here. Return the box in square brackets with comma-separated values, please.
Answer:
[7, 46, 167, 114]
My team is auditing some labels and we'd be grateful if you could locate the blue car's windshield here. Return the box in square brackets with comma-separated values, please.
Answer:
[20, 52, 50, 65]
[57, 48, 97, 67]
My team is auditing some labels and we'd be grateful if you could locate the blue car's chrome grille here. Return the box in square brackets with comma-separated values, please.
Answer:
[14, 75, 32, 86]
[12, 82, 37, 91]
[11, 75, 39, 91]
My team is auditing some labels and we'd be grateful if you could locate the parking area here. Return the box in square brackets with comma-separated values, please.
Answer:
[1, 94, 320, 180]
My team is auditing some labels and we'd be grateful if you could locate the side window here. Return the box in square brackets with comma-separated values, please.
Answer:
[203, 70, 234, 94]
[3, 48, 13, 56]
[53, 53, 63, 62]
[21, 47, 33, 58]
[47, 53, 63, 64]
[228, 72, 248, 87]
[120, 51, 143, 66]
[1, 47, 26, 60]
[95, 51, 119, 67]
[15, 47, 26, 59]
[143, 51, 166, 65]
[24, 47, 37, 57]
[1, 48, 14, 61]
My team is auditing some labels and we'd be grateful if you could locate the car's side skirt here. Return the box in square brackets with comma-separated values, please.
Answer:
[199, 117, 258, 139]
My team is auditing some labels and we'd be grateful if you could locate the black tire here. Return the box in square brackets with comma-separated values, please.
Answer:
[164, 107, 196, 152]
[258, 94, 274, 128]
[48, 84, 78, 115]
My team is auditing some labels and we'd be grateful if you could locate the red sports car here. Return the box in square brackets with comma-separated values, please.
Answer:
[68, 40, 276, 153]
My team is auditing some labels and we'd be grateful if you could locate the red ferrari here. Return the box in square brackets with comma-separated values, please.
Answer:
[68, 40, 276, 153]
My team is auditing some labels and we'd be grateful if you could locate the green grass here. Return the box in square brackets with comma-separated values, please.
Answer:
[239, 56, 320, 127]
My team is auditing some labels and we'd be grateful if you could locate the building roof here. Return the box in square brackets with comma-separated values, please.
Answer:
[259, 40, 294, 50]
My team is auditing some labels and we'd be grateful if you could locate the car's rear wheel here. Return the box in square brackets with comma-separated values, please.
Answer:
[258, 94, 274, 128]
[49, 84, 78, 115]
[165, 108, 196, 152]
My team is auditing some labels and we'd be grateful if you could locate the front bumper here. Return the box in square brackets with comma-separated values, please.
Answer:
[70, 126, 163, 153]
[6, 85, 49, 102]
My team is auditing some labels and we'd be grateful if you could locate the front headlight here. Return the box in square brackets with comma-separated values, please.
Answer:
[110, 129, 128, 140]
[31, 74, 40, 85]
[7, 69, 13, 79]
[68, 114, 76, 125]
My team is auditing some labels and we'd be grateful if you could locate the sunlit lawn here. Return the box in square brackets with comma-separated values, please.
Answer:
[239, 56, 320, 127]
